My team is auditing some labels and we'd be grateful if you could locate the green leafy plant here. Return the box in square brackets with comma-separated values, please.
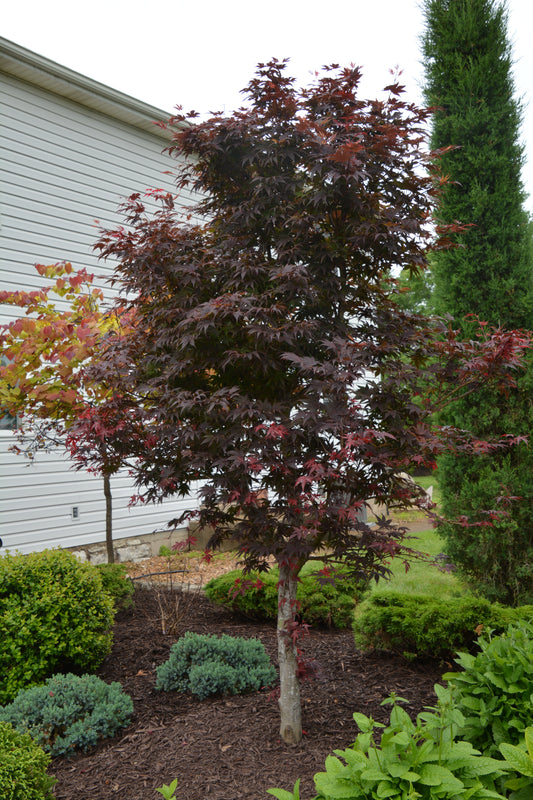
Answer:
[444, 621, 533, 756]
[155, 632, 276, 699]
[96, 562, 135, 609]
[0, 673, 133, 757]
[268, 778, 301, 800]
[0, 549, 115, 703]
[206, 563, 369, 629]
[0, 720, 56, 800]
[156, 779, 178, 799]
[499, 726, 533, 800]
[269, 687, 508, 800]
[352, 591, 532, 659]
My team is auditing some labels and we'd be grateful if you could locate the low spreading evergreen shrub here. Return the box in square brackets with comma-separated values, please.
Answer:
[268, 686, 509, 800]
[0, 720, 56, 800]
[155, 632, 277, 699]
[444, 621, 533, 757]
[0, 549, 115, 703]
[96, 562, 135, 609]
[352, 591, 532, 659]
[0, 673, 133, 757]
[205, 563, 368, 628]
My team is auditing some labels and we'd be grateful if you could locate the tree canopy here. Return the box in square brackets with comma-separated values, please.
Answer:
[0, 263, 135, 562]
[81, 60, 530, 742]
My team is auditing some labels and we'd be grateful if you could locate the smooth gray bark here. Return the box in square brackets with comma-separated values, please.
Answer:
[277, 560, 302, 745]
[103, 473, 114, 563]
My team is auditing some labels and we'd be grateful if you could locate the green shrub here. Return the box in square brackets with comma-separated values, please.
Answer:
[96, 562, 135, 609]
[352, 591, 532, 659]
[0, 549, 115, 704]
[0, 721, 56, 800]
[155, 632, 277, 699]
[268, 686, 508, 800]
[444, 621, 533, 757]
[205, 563, 368, 628]
[0, 673, 133, 757]
[205, 569, 278, 618]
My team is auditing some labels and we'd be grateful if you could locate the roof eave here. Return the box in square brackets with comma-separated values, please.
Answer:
[0, 36, 179, 140]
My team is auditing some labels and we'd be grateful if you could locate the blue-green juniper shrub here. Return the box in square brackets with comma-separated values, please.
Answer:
[155, 632, 276, 699]
[0, 673, 133, 757]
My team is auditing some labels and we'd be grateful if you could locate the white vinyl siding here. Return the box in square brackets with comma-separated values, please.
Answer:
[0, 445, 199, 554]
[0, 71, 197, 312]
[0, 48, 200, 555]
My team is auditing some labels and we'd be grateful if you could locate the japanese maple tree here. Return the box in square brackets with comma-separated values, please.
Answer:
[87, 60, 529, 743]
[0, 262, 136, 562]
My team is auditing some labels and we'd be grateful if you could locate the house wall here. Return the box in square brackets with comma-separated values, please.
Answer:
[0, 40, 199, 558]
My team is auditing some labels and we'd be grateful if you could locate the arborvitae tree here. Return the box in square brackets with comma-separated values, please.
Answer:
[395, 260, 436, 315]
[422, 0, 533, 604]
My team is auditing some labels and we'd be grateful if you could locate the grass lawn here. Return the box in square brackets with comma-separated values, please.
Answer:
[369, 472, 471, 600]
[371, 526, 470, 600]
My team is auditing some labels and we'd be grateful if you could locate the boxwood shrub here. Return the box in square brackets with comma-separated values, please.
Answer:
[352, 591, 532, 660]
[0, 721, 56, 800]
[205, 562, 369, 628]
[96, 562, 135, 609]
[0, 549, 115, 703]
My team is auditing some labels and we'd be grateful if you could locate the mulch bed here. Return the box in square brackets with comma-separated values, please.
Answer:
[50, 587, 445, 800]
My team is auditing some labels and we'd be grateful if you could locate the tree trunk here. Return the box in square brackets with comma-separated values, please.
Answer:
[277, 560, 302, 745]
[103, 473, 114, 563]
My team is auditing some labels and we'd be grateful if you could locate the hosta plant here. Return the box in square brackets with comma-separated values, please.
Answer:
[268, 686, 508, 800]
[499, 726, 533, 800]
[443, 620, 533, 756]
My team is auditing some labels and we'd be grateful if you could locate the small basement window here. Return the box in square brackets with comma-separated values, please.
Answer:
[0, 355, 17, 431]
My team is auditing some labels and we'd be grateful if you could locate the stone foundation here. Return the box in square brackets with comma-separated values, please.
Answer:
[68, 527, 188, 564]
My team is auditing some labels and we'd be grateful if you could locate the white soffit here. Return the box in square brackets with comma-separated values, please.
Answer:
[0, 36, 177, 140]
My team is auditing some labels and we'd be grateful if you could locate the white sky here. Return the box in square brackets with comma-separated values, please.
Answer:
[3, 0, 533, 211]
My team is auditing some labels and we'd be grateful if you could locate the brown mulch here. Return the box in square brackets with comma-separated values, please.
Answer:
[49, 584, 445, 800]
[123, 551, 250, 587]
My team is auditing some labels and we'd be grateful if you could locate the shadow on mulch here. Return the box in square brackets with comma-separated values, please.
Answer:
[50, 588, 445, 800]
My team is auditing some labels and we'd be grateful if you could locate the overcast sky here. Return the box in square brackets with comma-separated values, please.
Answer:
[3, 0, 533, 210]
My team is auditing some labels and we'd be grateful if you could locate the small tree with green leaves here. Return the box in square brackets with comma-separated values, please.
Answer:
[0, 263, 138, 562]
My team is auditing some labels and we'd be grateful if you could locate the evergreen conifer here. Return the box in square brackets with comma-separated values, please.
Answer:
[422, 0, 533, 604]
